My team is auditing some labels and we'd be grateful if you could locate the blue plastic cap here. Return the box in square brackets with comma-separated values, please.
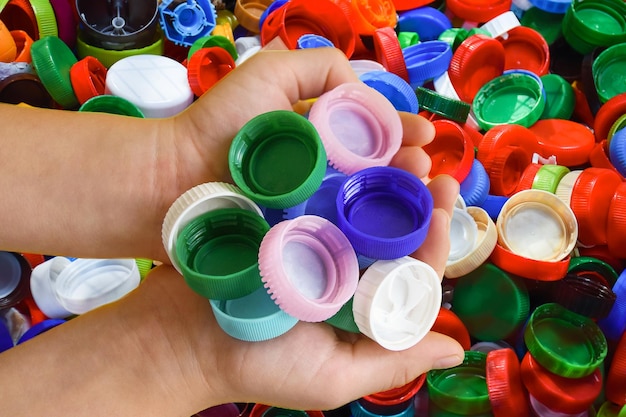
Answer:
[17, 319, 66, 345]
[598, 269, 626, 340]
[359, 70, 419, 114]
[460, 159, 490, 207]
[0, 319, 13, 353]
[479, 194, 509, 221]
[296, 34, 334, 49]
[397, 7, 452, 42]
[285, 166, 348, 223]
[402, 40, 453, 89]
[258, 0, 289, 32]
[529, 0, 572, 14]
[159, 0, 217, 46]
[609, 128, 626, 177]
[336, 166, 433, 260]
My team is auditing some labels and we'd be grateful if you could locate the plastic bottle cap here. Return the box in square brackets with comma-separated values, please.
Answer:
[414, 86, 470, 123]
[500, 25, 550, 76]
[234, 0, 273, 33]
[520, 6, 563, 46]
[427, 351, 490, 415]
[486, 348, 531, 417]
[599, 267, 626, 340]
[569, 256, 619, 287]
[360, 374, 426, 416]
[0, 317, 12, 353]
[352, 257, 442, 351]
[78, 94, 145, 117]
[529, 0, 571, 14]
[531, 164, 570, 194]
[446, 0, 512, 23]
[396, 7, 452, 42]
[175, 208, 269, 300]
[606, 181, 626, 259]
[606, 331, 626, 405]
[0, 19, 16, 62]
[570, 167, 623, 246]
[28, 0, 57, 39]
[30, 35, 79, 109]
[162, 182, 263, 274]
[69, 56, 107, 105]
[188, 35, 238, 62]
[530, 119, 596, 167]
[476, 123, 538, 161]
[540, 73, 576, 120]
[29, 256, 72, 319]
[608, 114, 626, 145]
[452, 263, 529, 341]
[448, 207, 479, 263]
[448, 34, 505, 104]
[48, 0, 76, 48]
[445, 206, 498, 279]
[524, 302, 607, 378]
[562, 0, 626, 55]
[497, 189, 578, 262]
[350, 400, 414, 417]
[258, 215, 359, 322]
[595, 93, 626, 142]
[0, 72, 53, 107]
[308, 82, 402, 175]
[397, 31, 419, 48]
[423, 119, 475, 182]
[593, 43, 626, 104]
[259, 0, 356, 58]
[54, 258, 140, 315]
[431, 307, 472, 350]
[17, 318, 65, 344]
[295, 33, 334, 49]
[490, 241, 570, 281]
[359, 70, 418, 114]
[0, 0, 38, 40]
[105, 54, 193, 118]
[482, 145, 533, 197]
[459, 159, 490, 207]
[10, 29, 33, 63]
[210, 286, 299, 342]
[480, 10, 521, 39]
[372, 27, 409, 83]
[347, 0, 397, 36]
[187, 46, 236, 97]
[513, 162, 541, 194]
[336, 166, 433, 260]
[554, 169, 583, 208]
[229, 110, 327, 209]
[324, 296, 359, 333]
[401, 40, 452, 88]
[0, 252, 30, 311]
[158, 0, 217, 46]
[553, 273, 616, 320]
[520, 351, 603, 414]
[75, 33, 165, 69]
[473, 72, 546, 131]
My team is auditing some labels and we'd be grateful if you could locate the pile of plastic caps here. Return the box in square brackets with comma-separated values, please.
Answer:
[3, 0, 626, 416]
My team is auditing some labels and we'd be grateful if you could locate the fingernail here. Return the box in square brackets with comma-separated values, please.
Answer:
[433, 354, 464, 369]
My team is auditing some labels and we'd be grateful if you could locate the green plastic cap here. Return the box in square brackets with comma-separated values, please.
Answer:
[188, 34, 238, 61]
[415, 86, 470, 123]
[451, 263, 529, 342]
[540, 73, 575, 120]
[175, 207, 269, 300]
[593, 42, 626, 104]
[427, 351, 490, 415]
[524, 302, 608, 379]
[79, 95, 145, 118]
[521, 6, 564, 46]
[531, 164, 570, 194]
[562, 0, 626, 55]
[229, 110, 327, 209]
[397, 31, 419, 49]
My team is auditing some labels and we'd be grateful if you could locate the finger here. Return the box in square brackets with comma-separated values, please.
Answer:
[262, 36, 289, 50]
[327, 332, 464, 409]
[398, 112, 436, 147]
[411, 175, 459, 277]
[389, 146, 431, 179]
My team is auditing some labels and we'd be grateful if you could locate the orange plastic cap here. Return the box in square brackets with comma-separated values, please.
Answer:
[0, 19, 17, 62]
[70, 56, 107, 105]
[10, 29, 33, 62]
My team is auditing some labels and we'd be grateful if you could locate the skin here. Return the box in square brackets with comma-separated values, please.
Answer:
[0, 42, 464, 416]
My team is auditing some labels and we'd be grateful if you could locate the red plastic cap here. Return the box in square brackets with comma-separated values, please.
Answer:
[520, 352, 602, 414]
[423, 119, 475, 183]
[339, 0, 397, 36]
[392, 0, 433, 11]
[373, 27, 409, 83]
[70, 56, 107, 105]
[500, 26, 550, 77]
[260, 0, 357, 58]
[477, 124, 539, 162]
[187, 46, 236, 97]
[431, 307, 472, 350]
[448, 34, 505, 103]
[529, 119, 596, 167]
[446, 0, 512, 23]
[606, 331, 626, 406]
[607, 181, 626, 259]
[490, 242, 569, 281]
[486, 348, 530, 417]
[595, 93, 626, 142]
[590, 140, 624, 178]
[361, 374, 425, 414]
[482, 145, 532, 196]
[513, 163, 542, 194]
[570, 168, 623, 246]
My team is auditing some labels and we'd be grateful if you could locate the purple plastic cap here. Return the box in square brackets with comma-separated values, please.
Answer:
[336, 166, 433, 260]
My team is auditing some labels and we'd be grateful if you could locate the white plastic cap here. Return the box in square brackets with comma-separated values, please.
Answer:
[349, 59, 387, 77]
[105, 54, 194, 118]
[448, 207, 479, 263]
[54, 258, 140, 315]
[29, 257, 73, 319]
[480, 11, 521, 39]
[353, 257, 442, 351]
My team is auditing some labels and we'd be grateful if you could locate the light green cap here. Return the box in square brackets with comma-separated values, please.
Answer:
[532, 164, 570, 193]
